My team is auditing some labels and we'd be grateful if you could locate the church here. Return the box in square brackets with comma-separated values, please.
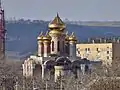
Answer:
[22, 14, 96, 81]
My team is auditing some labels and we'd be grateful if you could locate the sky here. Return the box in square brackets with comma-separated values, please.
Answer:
[2, 0, 120, 21]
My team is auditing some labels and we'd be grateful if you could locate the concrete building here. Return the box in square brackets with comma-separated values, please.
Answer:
[22, 14, 98, 81]
[76, 38, 120, 66]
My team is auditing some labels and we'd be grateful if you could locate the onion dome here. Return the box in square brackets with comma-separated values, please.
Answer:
[37, 31, 43, 41]
[65, 31, 69, 41]
[69, 32, 77, 42]
[48, 13, 66, 31]
[49, 30, 62, 36]
[43, 31, 51, 41]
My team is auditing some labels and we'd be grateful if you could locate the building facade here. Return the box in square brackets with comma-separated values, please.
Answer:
[22, 14, 94, 81]
[77, 42, 120, 66]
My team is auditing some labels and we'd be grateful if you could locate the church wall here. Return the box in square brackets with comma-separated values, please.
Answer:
[50, 36, 59, 54]
[43, 41, 51, 57]
[65, 42, 69, 56]
[38, 42, 44, 57]
[59, 34, 66, 55]
[69, 42, 76, 57]
[33, 64, 42, 78]
[50, 34, 65, 56]
[54, 66, 71, 82]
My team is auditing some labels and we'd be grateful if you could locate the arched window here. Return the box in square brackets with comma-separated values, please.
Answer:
[42, 43, 44, 54]
[52, 41, 54, 51]
[57, 41, 60, 51]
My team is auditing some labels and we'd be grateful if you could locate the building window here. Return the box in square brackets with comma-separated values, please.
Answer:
[57, 41, 60, 51]
[96, 48, 99, 51]
[88, 48, 90, 51]
[52, 41, 54, 51]
[107, 56, 109, 59]
[107, 51, 109, 54]
[78, 51, 80, 54]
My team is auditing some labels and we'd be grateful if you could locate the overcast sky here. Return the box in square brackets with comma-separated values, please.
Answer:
[2, 0, 120, 21]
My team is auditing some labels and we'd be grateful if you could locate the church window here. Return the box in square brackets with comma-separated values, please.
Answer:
[57, 41, 60, 51]
[96, 48, 99, 51]
[107, 51, 109, 54]
[52, 41, 54, 51]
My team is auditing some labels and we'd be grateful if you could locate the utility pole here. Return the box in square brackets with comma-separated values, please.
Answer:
[60, 78, 63, 90]
[32, 77, 39, 90]
[22, 77, 26, 90]
[76, 81, 79, 90]
[14, 77, 19, 90]
[45, 79, 48, 90]
[2, 77, 6, 90]
[32, 78, 35, 90]
[15, 81, 18, 90]
[60, 72, 63, 90]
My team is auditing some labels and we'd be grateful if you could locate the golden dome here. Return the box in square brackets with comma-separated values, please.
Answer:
[65, 31, 69, 41]
[48, 13, 66, 31]
[37, 32, 43, 40]
[49, 30, 62, 35]
[69, 32, 77, 41]
[43, 31, 51, 41]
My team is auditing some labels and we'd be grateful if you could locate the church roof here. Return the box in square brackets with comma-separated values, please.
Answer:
[50, 13, 64, 25]
[37, 31, 43, 40]
[48, 13, 65, 29]
[69, 32, 77, 41]
[65, 31, 69, 41]
[43, 31, 51, 40]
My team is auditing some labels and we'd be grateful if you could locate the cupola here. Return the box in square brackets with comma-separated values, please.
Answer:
[69, 32, 77, 42]
[37, 32, 43, 41]
[43, 31, 51, 41]
[65, 31, 69, 41]
[48, 13, 66, 31]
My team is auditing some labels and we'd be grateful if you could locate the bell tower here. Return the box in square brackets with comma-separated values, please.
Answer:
[37, 32, 44, 57]
[48, 13, 66, 56]
[0, 0, 5, 60]
[69, 32, 77, 57]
